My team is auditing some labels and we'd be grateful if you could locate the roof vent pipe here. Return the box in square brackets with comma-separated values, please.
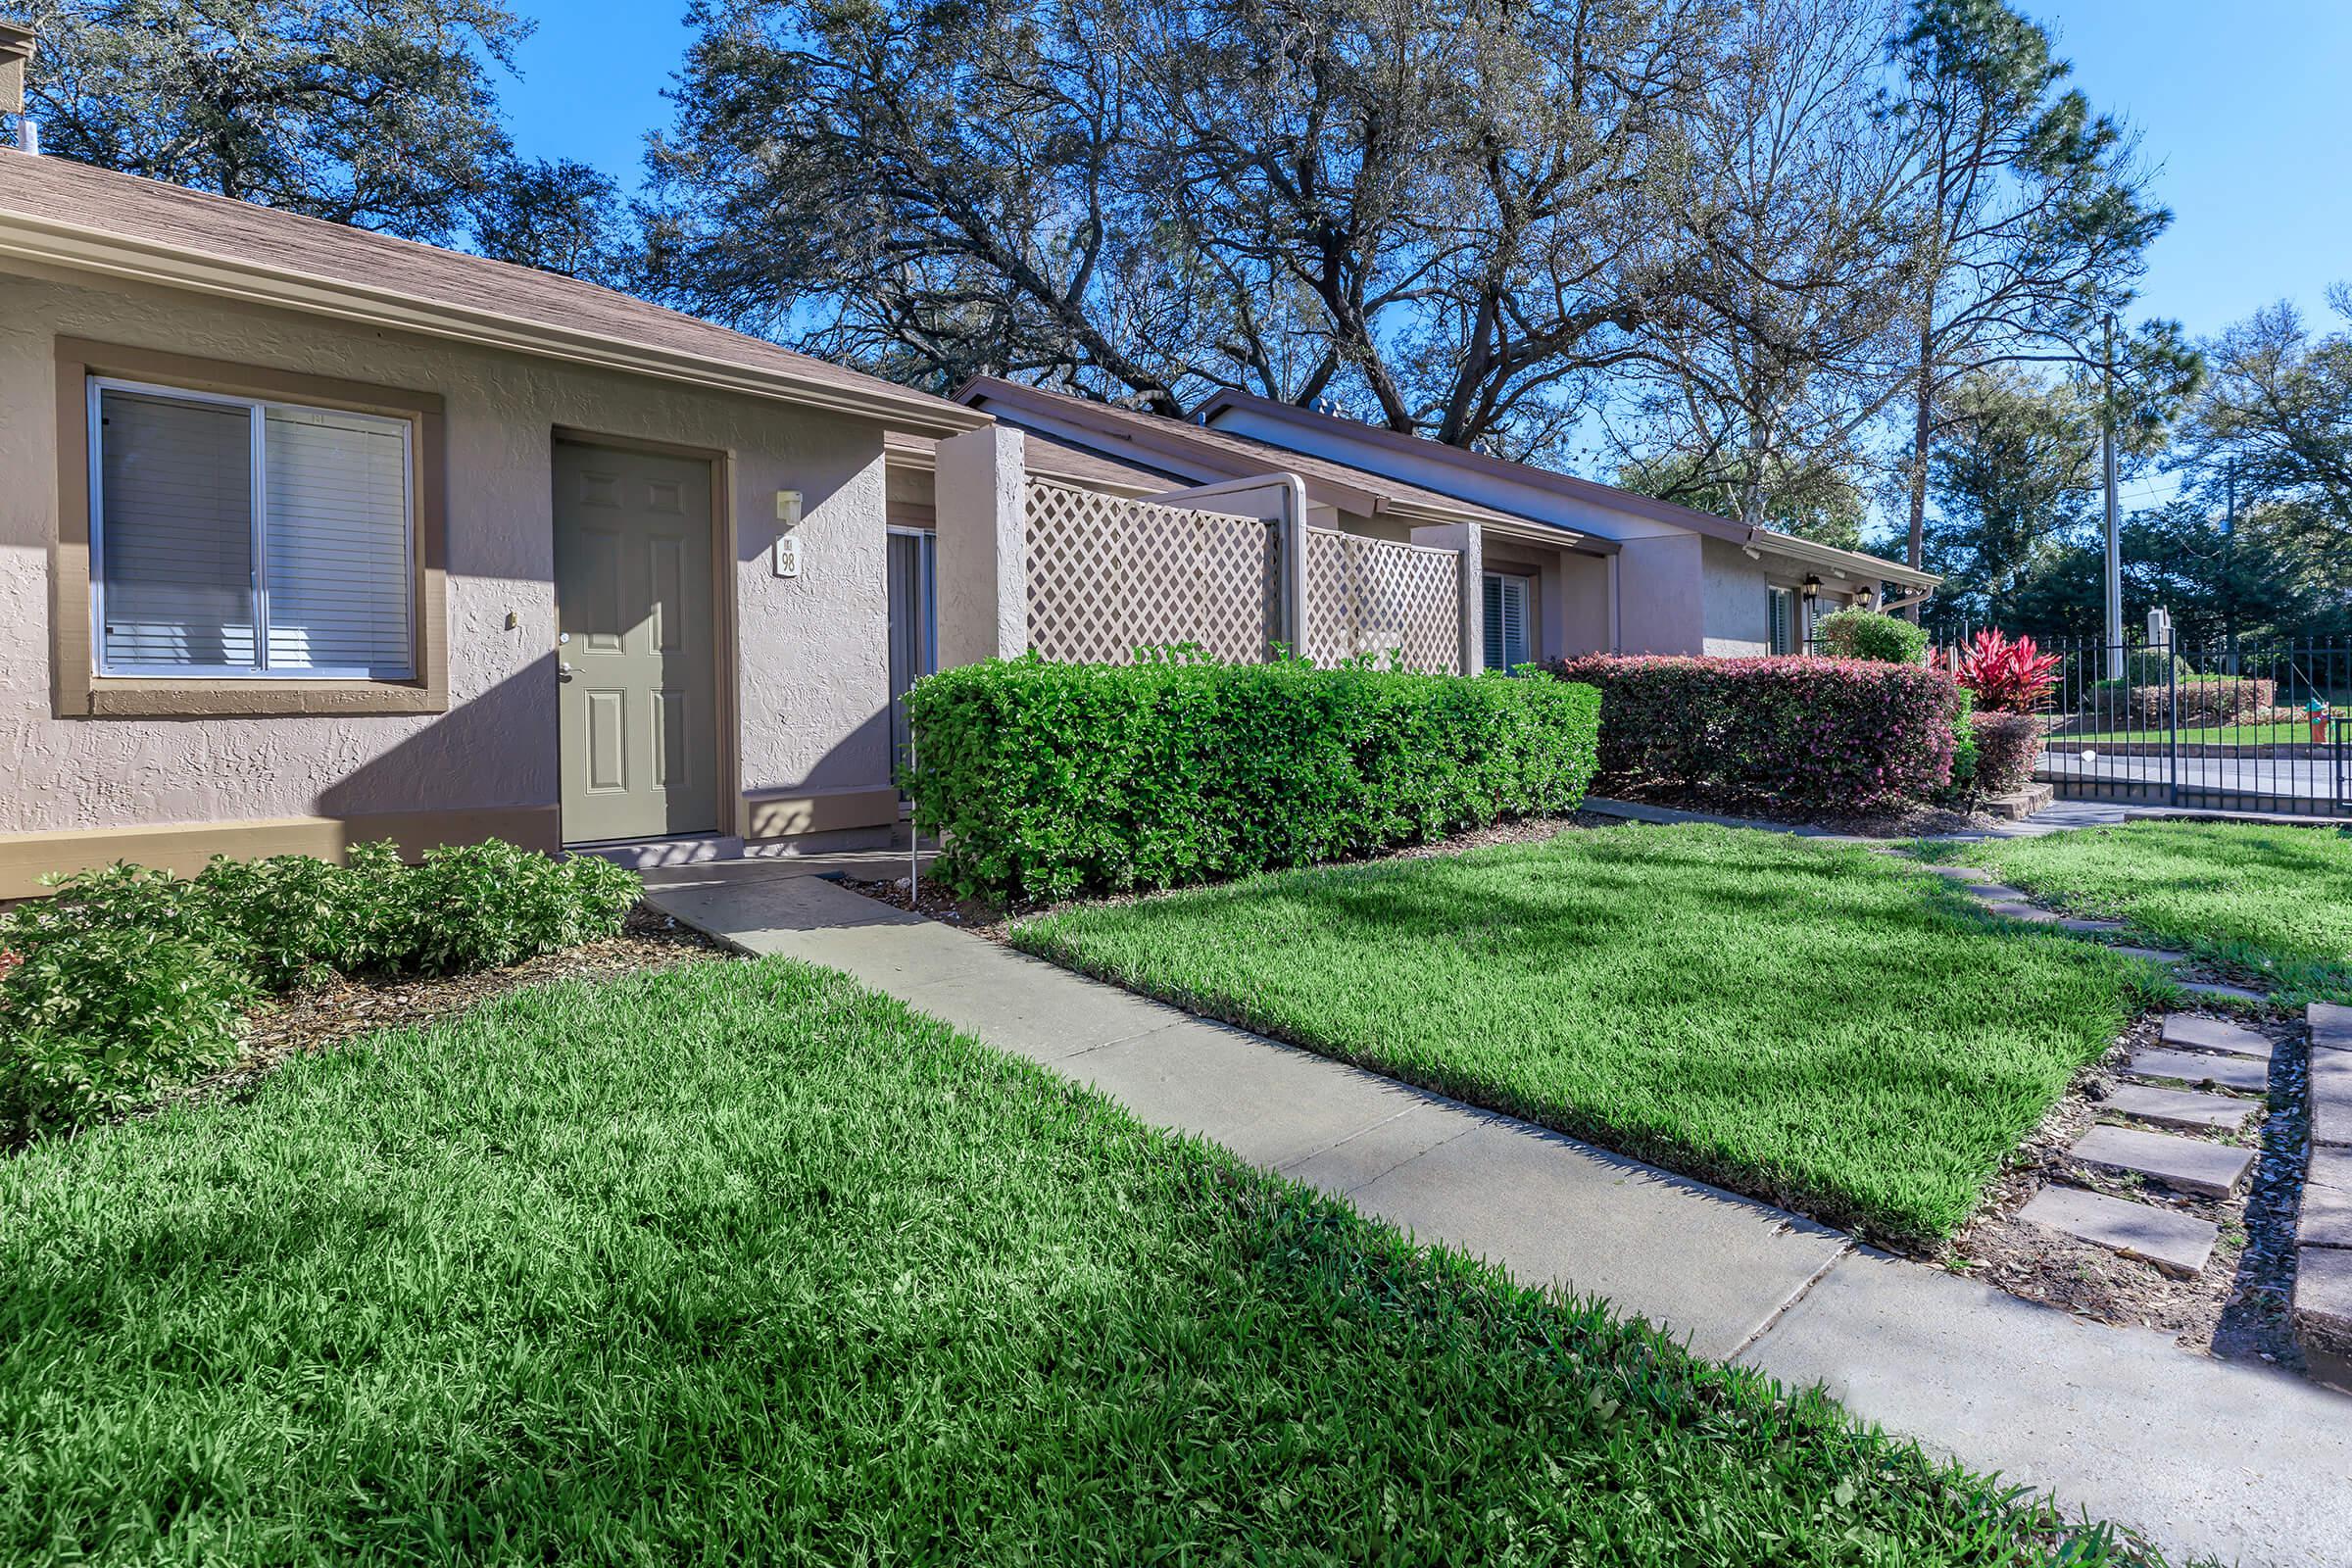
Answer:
[0, 19, 36, 154]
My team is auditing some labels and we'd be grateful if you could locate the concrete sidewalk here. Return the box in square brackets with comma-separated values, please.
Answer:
[646, 860, 2352, 1568]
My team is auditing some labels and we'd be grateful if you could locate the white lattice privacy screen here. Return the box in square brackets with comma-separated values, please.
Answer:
[1303, 527, 1463, 672]
[1024, 479, 1282, 663]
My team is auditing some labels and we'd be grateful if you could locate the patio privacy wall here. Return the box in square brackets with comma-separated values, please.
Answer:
[960, 457, 1473, 673]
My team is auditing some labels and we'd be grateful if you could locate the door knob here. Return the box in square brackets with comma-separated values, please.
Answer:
[559, 661, 575, 682]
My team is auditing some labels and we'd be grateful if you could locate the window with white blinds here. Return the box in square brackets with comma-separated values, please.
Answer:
[1767, 585, 1796, 656]
[92, 380, 415, 679]
[1483, 571, 1531, 672]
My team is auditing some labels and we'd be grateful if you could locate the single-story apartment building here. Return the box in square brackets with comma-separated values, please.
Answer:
[0, 132, 1936, 896]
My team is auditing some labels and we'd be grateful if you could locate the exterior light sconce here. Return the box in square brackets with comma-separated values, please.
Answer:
[1801, 573, 1822, 606]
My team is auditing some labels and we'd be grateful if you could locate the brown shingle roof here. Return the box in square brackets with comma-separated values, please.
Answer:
[956, 376, 1541, 534]
[0, 150, 987, 435]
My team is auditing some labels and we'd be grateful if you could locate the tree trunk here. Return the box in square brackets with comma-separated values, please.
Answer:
[1902, 327, 1934, 623]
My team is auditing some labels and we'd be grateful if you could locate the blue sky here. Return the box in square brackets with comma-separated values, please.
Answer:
[501, 0, 2352, 347]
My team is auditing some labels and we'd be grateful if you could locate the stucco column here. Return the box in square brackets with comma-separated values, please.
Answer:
[1413, 521, 1483, 675]
[935, 424, 1027, 667]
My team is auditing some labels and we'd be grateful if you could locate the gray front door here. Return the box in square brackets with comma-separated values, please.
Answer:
[553, 440, 718, 844]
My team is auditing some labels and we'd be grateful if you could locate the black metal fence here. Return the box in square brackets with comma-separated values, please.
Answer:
[1931, 634, 2352, 817]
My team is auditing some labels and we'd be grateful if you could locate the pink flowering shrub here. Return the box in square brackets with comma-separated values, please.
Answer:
[1545, 655, 1964, 810]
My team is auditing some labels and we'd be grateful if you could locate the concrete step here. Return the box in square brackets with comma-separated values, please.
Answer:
[2103, 1083, 2259, 1134]
[2017, 1184, 2218, 1279]
[2294, 1246, 2352, 1379]
[2159, 1014, 2274, 1059]
[2069, 1123, 2257, 1200]
[2122, 1047, 2270, 1094]
[2314, 1003, 2351, 1054]
[574, 833, 745, 870]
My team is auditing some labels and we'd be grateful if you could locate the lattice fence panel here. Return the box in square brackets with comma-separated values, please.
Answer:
[1302, 528, 1463, 672]
[1024, 479, 1281, 664]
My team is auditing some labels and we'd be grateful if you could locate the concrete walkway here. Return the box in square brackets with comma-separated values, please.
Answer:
[645, 858, 2352, 1568]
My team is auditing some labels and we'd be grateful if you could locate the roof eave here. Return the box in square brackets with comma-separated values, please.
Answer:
[1742, 529, 1940, 590]
[0, 209, 992, 438]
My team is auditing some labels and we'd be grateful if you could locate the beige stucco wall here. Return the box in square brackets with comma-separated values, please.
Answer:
[0, 266, 896, 851]
[1482, 538, 1613, 661]
[1700, 537, 1773, 656]
[1617, 533, 1704, 655]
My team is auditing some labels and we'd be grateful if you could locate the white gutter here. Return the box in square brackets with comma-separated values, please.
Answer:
[0, 208, 992, 438]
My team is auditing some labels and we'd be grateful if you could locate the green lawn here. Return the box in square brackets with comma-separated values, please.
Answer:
[2057, 724, 2333, 747]
[0, 957, 2141, 1564]
[1939, 819, 2352, 1004]
[1017, 823, 2148, 1245]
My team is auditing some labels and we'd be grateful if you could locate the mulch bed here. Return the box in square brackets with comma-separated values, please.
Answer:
[1943, 1008, 2310, 1370]
[1593, 782, 1999, 839]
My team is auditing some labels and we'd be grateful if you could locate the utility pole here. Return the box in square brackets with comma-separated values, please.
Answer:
[2102, 314, 2123, 680]
[2223, 458, 2237, 672]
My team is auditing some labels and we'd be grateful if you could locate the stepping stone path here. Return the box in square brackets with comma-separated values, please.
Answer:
[2180, 979, 2272, 1004]
[2067, 1122, 2255, 1200]
[2017, 1185, 2217, 1278]
[2123, 1046, 2269, 1093]
[2111, 945, 2191, 964]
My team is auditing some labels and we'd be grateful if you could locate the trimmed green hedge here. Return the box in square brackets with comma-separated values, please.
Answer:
[905, 655, 1601, 905]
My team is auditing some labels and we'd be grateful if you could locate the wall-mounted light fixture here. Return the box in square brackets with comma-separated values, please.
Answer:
[1801, 573, 1822, 606]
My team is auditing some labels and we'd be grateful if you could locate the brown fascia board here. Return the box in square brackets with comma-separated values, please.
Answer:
[1198, 386, 1935, 586]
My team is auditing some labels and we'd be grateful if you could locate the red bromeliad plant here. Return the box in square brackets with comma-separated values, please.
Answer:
[1956, 630, 2062, 713]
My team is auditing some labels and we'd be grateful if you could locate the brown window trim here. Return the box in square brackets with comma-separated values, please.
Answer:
[52, 337, 448, 718]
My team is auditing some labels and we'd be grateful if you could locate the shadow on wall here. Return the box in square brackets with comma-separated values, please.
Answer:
[314, 654, 560, 845]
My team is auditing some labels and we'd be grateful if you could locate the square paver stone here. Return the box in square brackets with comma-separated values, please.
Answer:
[2312, 1145, 2352, 1194]
[2314, 1003, 2352, 1054]
[2180, 979, 2273, 1005]
[2313, 1047, 2352, 1150]
[1985, 902, 2063, 923]
[1966, 883, 2034, 903]
[2017, 1184, 2217, 1277]
[2123, 1047, 2270, 1094]
[2069, 1123, 2255, 1199]
[2302, 1180, 2352, 1250]
[2102, 1082, 2260, 1134]
[2294, 1245, 2352, 1360]
[2159, 1013, 2274, 1059]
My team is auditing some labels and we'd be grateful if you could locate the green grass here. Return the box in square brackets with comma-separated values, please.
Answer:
[0, 956, 2153, 1564]
[1017, 823, 2148, 1246]
[1937, 819, 2352, 1004]
[2057, 724, 2334, 747]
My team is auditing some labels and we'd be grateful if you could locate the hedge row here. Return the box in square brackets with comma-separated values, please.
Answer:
[0, 841, 641, 1138]
[905, 656, 1601, 905]
[1544, 655, 1961, 811]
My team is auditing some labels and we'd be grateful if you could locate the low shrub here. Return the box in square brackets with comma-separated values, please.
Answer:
[0, 925, 256, 1139]
[905, 654, 1601, 904]
[390, 841, 644, 973]
[1544, 655, 1961, 811]
[1969, 711, 2046, 798]
[1812, 608, 1927, 664]
[0, 840, 641, 1137]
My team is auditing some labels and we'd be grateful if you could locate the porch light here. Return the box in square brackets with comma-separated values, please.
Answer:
[1801, 574, 1822, 605]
